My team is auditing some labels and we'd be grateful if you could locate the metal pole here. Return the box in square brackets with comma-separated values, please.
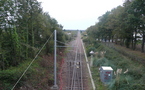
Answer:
[54, 30, 57, 86]
[51, 30, 58, 90]
[90, 55, 93, 67]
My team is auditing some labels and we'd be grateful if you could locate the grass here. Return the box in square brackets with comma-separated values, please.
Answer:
[91, 66, 108, 90]
[84, 41, 145, 90]
[105, 42, 145, 65]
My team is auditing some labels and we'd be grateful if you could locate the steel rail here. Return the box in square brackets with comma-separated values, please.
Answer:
[67, 46, 75, 89]
[66, 38, 77, 90]
[71, 37, 79, 90]
[65, 32, 85, 90]
[79, 38, 84, 90]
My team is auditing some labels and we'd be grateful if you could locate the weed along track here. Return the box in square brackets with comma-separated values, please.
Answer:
[60, 31, 90, 90]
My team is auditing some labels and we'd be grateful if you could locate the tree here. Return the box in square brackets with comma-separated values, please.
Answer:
[133, 0, 145, 52]
[0, 0, 67, 69]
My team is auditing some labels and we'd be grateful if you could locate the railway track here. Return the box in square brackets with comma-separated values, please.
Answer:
[65, 32, 85, 90]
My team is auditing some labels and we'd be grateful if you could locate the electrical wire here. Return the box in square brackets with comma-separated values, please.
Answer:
[11, 32, 54, 90]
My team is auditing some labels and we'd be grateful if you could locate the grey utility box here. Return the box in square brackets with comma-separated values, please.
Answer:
[100, 66, 113, 83]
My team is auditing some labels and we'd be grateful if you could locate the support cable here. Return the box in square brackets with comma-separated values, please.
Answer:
[11, 32, 54, 90]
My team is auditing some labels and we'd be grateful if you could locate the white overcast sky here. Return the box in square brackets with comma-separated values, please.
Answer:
[37, 0, 125, 30]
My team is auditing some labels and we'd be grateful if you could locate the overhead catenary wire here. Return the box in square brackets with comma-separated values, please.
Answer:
[11, 32, 54, 90]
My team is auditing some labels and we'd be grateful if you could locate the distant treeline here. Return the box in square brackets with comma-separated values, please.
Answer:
[0, 0, 67, 69]
[86, 0, 145, 52]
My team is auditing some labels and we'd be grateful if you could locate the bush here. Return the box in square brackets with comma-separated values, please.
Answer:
[0, 68, 23, 89]
[0, 59, 40, 89]
[93, 58, 111, 67]
[89, 43, 145, 90]
[82, 34, 145, 90]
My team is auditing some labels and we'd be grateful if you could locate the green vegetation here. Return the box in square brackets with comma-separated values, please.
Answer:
[86, 0, 145, 53]
[64, 30, 78, 42]
[83, 34, 145, 90]
[0, 0, 67, 89]
[0, 58, 40, 89]
[0, 55, 62, 89]
[0, 0, 66, 69]
[85, 1, 145, 88]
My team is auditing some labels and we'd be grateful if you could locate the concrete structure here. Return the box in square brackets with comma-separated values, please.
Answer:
[100, 66, 113, 84]
[90, 51, 94, 67]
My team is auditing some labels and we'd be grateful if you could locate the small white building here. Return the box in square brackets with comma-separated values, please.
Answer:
[100, 66, 113, 83]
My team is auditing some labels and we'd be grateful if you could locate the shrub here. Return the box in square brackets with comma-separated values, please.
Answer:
[0, 59, 40, 89]
[0, 69, 22, 89]
[91, 43, 145, 90]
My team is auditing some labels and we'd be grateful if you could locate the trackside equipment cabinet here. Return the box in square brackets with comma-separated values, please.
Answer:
[100, 66, 113, 83]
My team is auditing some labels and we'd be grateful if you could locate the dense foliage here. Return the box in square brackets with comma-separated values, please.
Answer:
[92, 44, 145, 90]
[86, 0, 145, 52]
[82, 33, 145, 89]
[0, 0, 66, 70]
[0, 0, 68, 89]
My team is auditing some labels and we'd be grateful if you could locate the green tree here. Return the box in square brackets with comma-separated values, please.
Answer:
[131, 0, 145, 52]
[0, 0, 67, 69]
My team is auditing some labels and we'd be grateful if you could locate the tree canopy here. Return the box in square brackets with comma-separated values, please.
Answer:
[86, 0, 145, 52]
[0, 0, 66, 69]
